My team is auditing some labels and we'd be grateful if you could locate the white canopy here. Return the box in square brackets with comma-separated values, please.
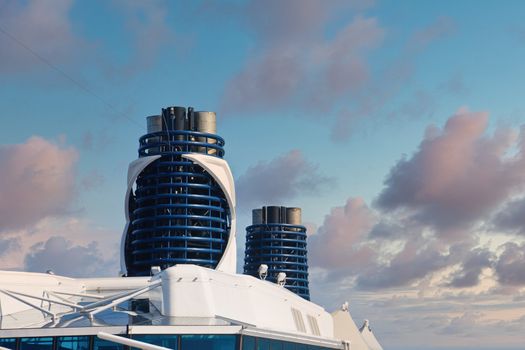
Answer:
[359, 320, 383, 350]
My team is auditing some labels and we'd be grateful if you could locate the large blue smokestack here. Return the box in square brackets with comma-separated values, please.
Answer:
[122, 106, 232, 277]
[244, 206, 310, 300]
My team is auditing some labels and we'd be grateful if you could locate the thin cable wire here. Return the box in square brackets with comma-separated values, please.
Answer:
[0, 24, 142, 129]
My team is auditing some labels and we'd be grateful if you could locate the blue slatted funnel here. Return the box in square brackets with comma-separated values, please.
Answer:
[243, 206, 310, 300]
[123, 106, 232, 277]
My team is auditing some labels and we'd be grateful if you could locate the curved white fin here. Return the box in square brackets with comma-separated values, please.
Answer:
[181, 153, 237, 274]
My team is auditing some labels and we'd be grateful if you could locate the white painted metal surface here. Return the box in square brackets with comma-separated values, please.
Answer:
[332, 308, 371, 350]
[0, 264, 372, 349]
[158, 264, 332, 337]
[119, 155, 162, 275]
[359, 320, 383, 350]
[181, 153, 237, 274]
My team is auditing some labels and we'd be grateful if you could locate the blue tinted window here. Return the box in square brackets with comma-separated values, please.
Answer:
[295, 343, 307, 350]
[131, 335, 178, 350]
[20, 337, 53, 350]
[269, 339, 282, 350]
[0, 338, 17, 350]
[242, 336, 255, 350]
[181, 334, 236, 350]
[283, 342, 296, 350]
[256, 337, 270, 350]
[93, 337, 125, 350]
[56, 336, 90, 350]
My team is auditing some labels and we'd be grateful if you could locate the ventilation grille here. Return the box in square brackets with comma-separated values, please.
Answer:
[307, 314, 321, 336]
[291, 307, 306, 333]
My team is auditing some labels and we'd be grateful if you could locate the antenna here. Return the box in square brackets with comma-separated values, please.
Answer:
[341, 301, 349, 311]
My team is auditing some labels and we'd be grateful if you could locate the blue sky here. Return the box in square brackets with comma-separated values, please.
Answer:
[1, 1, 525, 349]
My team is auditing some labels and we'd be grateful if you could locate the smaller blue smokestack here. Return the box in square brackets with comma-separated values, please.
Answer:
[243, 206, 310, 300]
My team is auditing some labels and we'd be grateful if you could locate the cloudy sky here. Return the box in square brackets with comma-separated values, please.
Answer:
[1, 0, 525, 349]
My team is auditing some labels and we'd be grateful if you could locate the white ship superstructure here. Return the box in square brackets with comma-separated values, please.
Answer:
[0, 106, 383, 350]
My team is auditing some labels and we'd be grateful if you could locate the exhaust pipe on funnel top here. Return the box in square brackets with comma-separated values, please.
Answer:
[171, 106, 187, 131]
[192, 111, 217, 154]
[146, 115, 162, 154]
[286, 207, 301, 225]
[252, 209, 263, 224]
[146, 115, 162, 133]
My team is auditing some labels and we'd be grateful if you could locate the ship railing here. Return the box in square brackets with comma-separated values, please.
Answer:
[0, 280, 161, 324]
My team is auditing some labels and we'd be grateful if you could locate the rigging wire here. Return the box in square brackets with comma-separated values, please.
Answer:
[0, 24, 143, 129]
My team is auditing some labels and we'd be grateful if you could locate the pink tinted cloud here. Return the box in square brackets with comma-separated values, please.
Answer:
[24, 236, 117, 277]
[494, 242, 525, 286]
[221, 2, 384, 113]
[316, 16, 384, 97]
[244, 0, 334, 44]
[0, 1, 174, 81]
[447, 248, 494, 288]
[236, 150, 333, 209]
[310, 110, 525, 290]
[221, 51, 303, 110]
[356, 240, 452, 289]
[492, 196, 525, 235]
[407, 16, 456, 53]
[307, 196, 493, 290]
[309, 198, 377, 270]
[0, 217, 120, 271]
[104, 1, 175, 79]
[0, 0, 87, 73]
[375, 108, 525, 234]
[0, 238, 20, 258]
[328, 16, 456, 142]
[0, 137, 78, 232]
[307, 198, 450, 289]
[221, 7, 456, 145]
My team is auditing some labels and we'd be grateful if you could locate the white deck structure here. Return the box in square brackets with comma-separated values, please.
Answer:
[0, 128, 383, 350]
[0, 266, 379, 350]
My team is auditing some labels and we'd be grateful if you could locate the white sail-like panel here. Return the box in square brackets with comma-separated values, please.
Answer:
[332, 308, 370, 350]
[182, 153, 237, 274]
[360, 320, 383, 350]
[119, 155, 161, 276]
